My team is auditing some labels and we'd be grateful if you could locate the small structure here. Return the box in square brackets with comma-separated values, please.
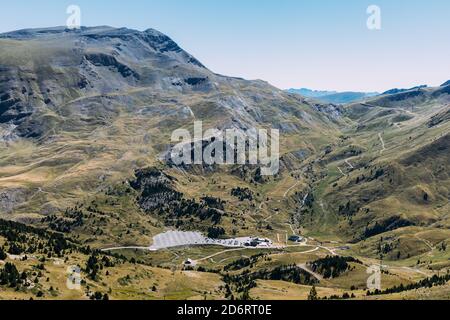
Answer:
[288, 235, 304, 243]
[184, 259, 196, 266]
[246, 238, 273, 248]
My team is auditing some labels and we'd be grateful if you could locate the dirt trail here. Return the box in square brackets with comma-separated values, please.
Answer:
[345, 159, 354, 169]
[297, 263, 323, 281]
[414, 235, 434, 253]
[196, 248, 247, 263]
[283, 181, 300, 198]
[378, 133, 386, 154]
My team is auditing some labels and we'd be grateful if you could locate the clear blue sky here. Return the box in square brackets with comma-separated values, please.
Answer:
[1, 0, 449, 92]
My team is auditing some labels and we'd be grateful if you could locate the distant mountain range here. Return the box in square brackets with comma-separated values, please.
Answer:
[288, 82, 450, 104]
[286, 88, 379, 104]
[382, 85, 428, 95]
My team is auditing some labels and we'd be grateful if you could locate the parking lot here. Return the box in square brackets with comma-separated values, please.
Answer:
[149, 231, 273, 250]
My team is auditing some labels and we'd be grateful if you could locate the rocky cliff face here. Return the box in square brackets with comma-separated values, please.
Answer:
[0, 26, 342, 142]
[0, 27, 213, 138]
[0, 26, 342, 217]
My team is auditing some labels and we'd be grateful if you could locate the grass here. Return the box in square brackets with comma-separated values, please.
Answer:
[1, 33, 449, 299]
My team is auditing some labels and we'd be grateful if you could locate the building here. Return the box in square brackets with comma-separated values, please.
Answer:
[288, 235, 304, 243]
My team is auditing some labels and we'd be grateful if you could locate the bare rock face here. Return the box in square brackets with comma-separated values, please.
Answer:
[311, 103, 344, 121]
[0, 27, 213, 139]
[0, 67, 34, 124]
[84, 53, 140, 79]
[428, 107, 450, 128]
[0, 123, 18, 142]
[0, 188, 28, 214]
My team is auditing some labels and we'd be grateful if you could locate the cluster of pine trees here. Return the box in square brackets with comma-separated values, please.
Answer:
[85, 252, 116, 280]
[309, 256, 362, 279]
[0, 262, 22, 288]
[0, 218, 127, 299]
[0, 246, 7, 260]
[207, 226, 225, 239]
[224, 253, 266, 271]
[253, 265, 318, 285]
[223, 270, 257, 300]
[42, 207, 84, 233]
[132, 167, 227, 234]
[367, 272, 450, 296]
[223, 264, 319, 300]
[231, 187, 254, 201]
[0, 219, 75, 258]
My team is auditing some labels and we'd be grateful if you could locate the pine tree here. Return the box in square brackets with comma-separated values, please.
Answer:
[308, 285, 318, 300]
[86, 254, 99, 280]
[0, 247, 7, 260]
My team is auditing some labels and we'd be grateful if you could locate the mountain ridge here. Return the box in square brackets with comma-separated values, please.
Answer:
[0, 26, 449, 301]
[0, 26, 342, 220]
[287, 88, 379, 104]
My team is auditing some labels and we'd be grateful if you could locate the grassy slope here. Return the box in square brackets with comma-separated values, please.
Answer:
[1, 32, 449, 300]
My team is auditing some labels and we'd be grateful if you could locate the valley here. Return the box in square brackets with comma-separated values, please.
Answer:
[0, 26, 449, 300]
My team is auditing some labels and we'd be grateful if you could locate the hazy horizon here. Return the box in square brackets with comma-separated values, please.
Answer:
[1, 0, 449, 92]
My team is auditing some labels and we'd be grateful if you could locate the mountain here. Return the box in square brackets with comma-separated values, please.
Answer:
[441, 80, 450, 87]
[320, 85, 450, 243]
[286, 88, 338, 98]
[382, 85, 428, 95]
[314, 91, 379, 104]
[0, 26, 341, 221]
[287, 88, 379, 104]
[0, 26, 341, 138]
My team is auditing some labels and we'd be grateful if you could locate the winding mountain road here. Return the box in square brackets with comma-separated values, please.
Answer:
[283, 181, 300, 198]
[102, 246, 152, 252]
